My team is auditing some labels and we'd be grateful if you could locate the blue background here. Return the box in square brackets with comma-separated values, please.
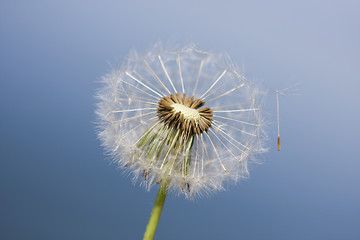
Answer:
[1, 1, 359, 239]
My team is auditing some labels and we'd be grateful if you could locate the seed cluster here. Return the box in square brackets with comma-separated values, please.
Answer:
[157, 93, 213, 136]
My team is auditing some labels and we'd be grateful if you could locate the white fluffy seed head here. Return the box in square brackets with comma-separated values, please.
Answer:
[96, 43, 267, 198]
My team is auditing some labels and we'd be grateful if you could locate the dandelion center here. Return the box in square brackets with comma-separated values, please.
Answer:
[171, 103, 201, 121]
[157, 93, 213, 135]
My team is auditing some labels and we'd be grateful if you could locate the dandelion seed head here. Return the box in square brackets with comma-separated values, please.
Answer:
[96, 43, 267, 198]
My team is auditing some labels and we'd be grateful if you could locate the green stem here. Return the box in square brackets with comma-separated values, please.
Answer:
[143, 179, 169, 240]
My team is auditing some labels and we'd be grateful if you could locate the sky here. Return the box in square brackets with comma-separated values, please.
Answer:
[1, 0, 359, 239]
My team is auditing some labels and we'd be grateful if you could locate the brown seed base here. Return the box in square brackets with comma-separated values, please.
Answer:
[157, 93, 213, 136]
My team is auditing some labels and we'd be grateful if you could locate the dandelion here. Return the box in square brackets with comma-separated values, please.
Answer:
[96, 43, 267, 239]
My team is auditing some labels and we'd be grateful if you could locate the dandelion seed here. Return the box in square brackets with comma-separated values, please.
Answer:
[273, 83, 300, 151]
[96, 43, 267, 199]
[276, 90, 281, 151]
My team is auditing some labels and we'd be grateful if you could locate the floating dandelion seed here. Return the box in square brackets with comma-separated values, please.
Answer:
[96, 44, 267, 198]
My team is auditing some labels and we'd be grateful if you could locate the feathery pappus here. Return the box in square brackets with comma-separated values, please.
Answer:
[96, 44, 267, 198]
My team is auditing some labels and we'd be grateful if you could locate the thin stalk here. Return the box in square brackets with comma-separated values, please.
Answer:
[143, 179, 169, 240]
